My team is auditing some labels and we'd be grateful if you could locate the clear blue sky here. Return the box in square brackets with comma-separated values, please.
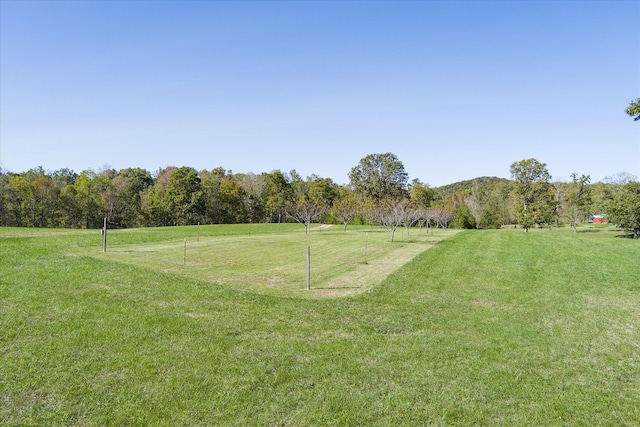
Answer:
[1, 0, 638, 187]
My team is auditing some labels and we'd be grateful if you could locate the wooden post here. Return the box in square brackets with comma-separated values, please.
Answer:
[102, 217, 107, 252]
[306, 246, 311, 290]
[364, 232, 368, 264]
[197, 222, 200, 242]
[183, 238, 187, 266]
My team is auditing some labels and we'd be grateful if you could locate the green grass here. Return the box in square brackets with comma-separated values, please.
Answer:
[82, 223, 455, 298]
[1, 225, 639, 425]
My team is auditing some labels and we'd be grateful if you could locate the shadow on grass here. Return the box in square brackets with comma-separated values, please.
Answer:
[108, 249, 158, 253]
[615, 233, 640, 239]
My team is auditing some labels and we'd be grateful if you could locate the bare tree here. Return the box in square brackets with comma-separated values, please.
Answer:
[428, 207, 454, 229]
[465, 180, 483, 225]
[402, 204, 424, 235]
[464, 193, 481, 226]
[377, 199, 408, 242]
[413, 206, 430, 232]
[286, 199, 327, 234]
[603, 172, 638, 186]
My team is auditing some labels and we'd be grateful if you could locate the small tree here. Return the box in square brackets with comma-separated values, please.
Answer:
[452, 205, 476, 229]
[427, 207, 454, 229]
[402, 204, 424, 235]
[376, 199, 408, 242]
[286, 199, 327, 234]
[330, 194, 359, 231]
[360, 200, 379, 230]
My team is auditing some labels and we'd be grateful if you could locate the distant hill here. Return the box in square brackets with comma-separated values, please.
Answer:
[435, 176, 513, 199]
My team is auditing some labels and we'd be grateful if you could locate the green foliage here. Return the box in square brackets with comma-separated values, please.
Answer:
[435, 176, 511, 201]
[199, 167, 225, 224]
[348, 152, 408, 201]
[608, 181, 640, 238]
[263, 170, 293, 223]
[218, 176, 246, 223]
[565, 173, 592, 231]
[115, 167, 153, 227]
[408, 179, 436, 208]
[330, 193, 359, 231]
[0, 160, 632, 237]
[6, 174, 31, 226]
[510, 158, 555, 231]
[478, 206, 502, 229]
[432, 177, 513, 228]
[307, 176, 339, 206]
[625, 97, 640, 121]
[237, 173, 268, 223]
[164, 167, 204, 225]
[452, 205, 476, 229]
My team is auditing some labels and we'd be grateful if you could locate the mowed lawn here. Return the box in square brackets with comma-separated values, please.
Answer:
[1, 225, 639, 425]
[87, 224, 456, 298]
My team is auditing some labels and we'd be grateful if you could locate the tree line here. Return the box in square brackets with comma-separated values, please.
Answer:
[0, 153, 638, 238]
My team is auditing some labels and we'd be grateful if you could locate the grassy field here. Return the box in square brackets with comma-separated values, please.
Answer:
[1, 224, 639, 425]
[83, 224, 456, 298]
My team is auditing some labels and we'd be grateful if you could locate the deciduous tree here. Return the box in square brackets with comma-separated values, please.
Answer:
[408, 179, 436, 208]
[286, 199, 327, 234]
[349, 153, 408, 201]
[608, 181, 640, 238]
[238, 173, 267, 223]
[263, 170, 292, 224]
[165, 167, 204, 225]
[307, 176, 339, 207]
[219, 175, 246, 223]
[0, 170, 9, 226]
[31, 174, 57, 227]
[375, 199, 407, 242]
[330, 193, 359, 231]
[426, 207, 454, 229]
[565, 173, 592, 232]
[7, 174, 31, 227]
[200, 167, 225, 224]
[75, 170, 102, 228]
[510, 158, 554, 232]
